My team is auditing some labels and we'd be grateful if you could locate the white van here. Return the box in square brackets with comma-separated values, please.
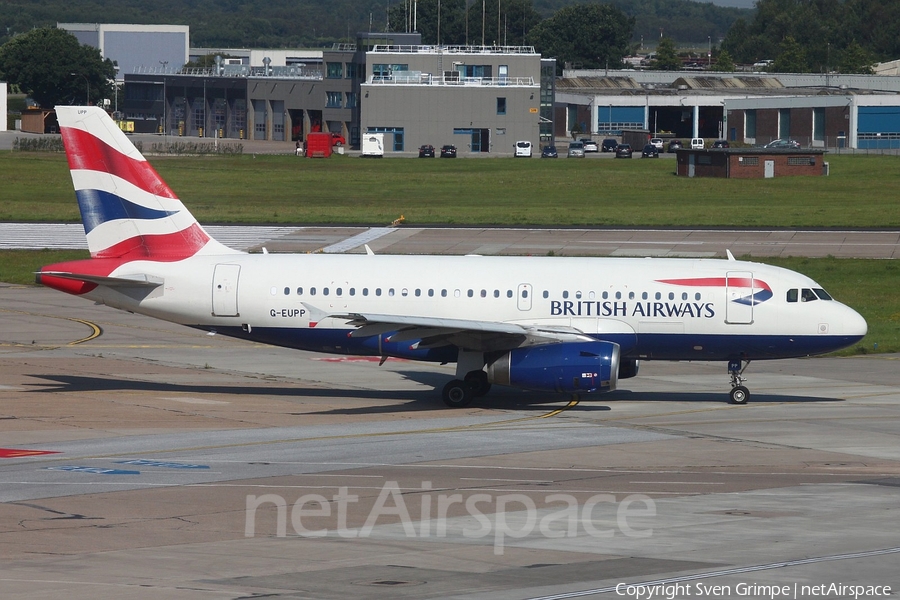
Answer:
[361, 133, 384, 157]
[690, 138, 705, 150]
[515, 140, 533, 157]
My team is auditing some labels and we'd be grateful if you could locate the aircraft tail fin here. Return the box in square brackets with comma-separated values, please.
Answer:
[55, 106, 239, 261]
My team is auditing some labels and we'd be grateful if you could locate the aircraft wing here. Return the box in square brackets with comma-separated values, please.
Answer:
[331, 311, 595, 353]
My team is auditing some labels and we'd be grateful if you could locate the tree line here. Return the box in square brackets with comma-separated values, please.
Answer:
[722, 0, 899, 74]
[0, 0, 743, 49]
[2, 0, 892, 109]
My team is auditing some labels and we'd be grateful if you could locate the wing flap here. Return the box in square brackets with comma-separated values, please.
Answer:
[316, 310, 595, 352]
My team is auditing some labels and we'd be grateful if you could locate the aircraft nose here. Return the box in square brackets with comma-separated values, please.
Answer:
[840, 304, 868, 338]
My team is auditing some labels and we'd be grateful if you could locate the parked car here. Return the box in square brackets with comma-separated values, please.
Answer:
[667, 139, 683, 153]
[615, 143, 633, 158]
[690, 138, 705, 149]
[541, 145, 558, 158]
[712, 139, 730, 148]
[581, 138, 599, 153]
[649, 137, 664, 150]
[440, 144, 457, 158]
[601, 138, 618, 152]
[764, 139, 801, 149]
[329, 132, 346, 146]
[641, 144, 659, 158]
[515, 140, 533, 157]
[418, 144, 435, 158]
[567, 141, 585, 158]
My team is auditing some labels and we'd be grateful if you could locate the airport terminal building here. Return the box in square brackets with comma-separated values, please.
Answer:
[119, 32, 551, 154]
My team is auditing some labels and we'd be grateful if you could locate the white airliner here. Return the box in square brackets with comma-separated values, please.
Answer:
[39, 106, 867, 407]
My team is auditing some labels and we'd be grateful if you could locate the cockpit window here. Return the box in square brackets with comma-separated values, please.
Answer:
[813, 288, 833, 300]
[801, 288, 818, 302]
[786, 289, 798, 303]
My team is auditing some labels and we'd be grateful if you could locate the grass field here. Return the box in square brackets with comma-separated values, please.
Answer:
[2, 250, 896, 356]
[1, 151, 899, 227]
[1, 150, 897, 356]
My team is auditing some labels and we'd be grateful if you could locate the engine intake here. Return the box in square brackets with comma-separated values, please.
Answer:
[486, 341, 620, 394]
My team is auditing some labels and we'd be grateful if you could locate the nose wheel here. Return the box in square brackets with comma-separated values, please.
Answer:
[728, 359, 750, 404]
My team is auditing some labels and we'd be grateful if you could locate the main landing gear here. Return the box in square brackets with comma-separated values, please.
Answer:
[442, 351, 491, 408]
[442, 371, 492, 408]
[728, 359, 750, 404]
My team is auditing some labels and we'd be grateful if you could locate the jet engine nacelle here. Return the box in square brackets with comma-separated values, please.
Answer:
[486, 341, 620, 394]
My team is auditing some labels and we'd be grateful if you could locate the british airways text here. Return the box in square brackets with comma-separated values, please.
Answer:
[550, 300, 715, 318]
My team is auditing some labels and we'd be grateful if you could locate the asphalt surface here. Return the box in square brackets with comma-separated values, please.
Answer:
[1, 278, 899, 599]
[3, 223, 900, 259]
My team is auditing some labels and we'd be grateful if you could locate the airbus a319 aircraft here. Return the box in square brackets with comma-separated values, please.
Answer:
[39, 106, 867, 407]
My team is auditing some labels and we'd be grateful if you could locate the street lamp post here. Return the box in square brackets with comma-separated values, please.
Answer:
[70, 72, 89, 105]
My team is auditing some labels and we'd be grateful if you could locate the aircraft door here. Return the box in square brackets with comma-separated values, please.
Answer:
[212, 264, 241, 317]
[725, 271, 754, 324]
[517, 283, 533, 311]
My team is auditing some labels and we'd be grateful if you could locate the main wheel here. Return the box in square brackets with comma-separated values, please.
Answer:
[729, 385, 750, 405]
[442, 379, 473, 408]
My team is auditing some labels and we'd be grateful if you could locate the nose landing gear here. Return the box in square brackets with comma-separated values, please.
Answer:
[728, 359, 750, 404]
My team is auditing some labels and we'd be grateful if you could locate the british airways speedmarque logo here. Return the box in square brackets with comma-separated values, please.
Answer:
[656, 277, 773, 306]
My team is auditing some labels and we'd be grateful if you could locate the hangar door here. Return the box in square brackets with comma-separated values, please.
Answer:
[857, 106, 900, 149]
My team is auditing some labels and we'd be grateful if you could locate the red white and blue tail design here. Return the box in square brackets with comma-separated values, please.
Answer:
[55, 106, 238, 260]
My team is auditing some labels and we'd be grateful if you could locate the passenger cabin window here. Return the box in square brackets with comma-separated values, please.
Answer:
[787, 289, 799, 303]
[297, 287, 303, 295]
[284, 287, 290, 295]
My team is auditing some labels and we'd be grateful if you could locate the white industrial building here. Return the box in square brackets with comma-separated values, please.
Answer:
[58, 23, 190, 81]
